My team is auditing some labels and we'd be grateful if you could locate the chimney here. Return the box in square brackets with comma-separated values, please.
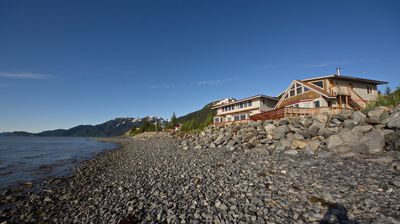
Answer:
[336, 67, 341, 76]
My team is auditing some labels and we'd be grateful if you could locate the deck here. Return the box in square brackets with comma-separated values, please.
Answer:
[213, 119, 250, 126]
[249, 107, 353, 121]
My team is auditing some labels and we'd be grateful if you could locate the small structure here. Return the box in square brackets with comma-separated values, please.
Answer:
[212, 94, 278, 124]
[251, 68, 387, 121]
[174, 124, 181, 131]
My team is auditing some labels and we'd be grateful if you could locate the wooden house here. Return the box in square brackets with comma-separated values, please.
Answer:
[251, 68, 388, 120]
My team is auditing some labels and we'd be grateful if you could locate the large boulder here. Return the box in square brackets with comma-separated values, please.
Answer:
[304, 140, 321, 154]
[388, 112, 400, 129]
[384, 130, 400, 151]
[366, 106, 389, 124]
[352, 125, 373, 133]
[316, 113, 330, 124]
[291, 139, 309, 150]
[214, 134, 225, 145]
[243, 131, 256, 142]
[351, 111, 366, 125]
[367, 106, 386, 120]
[300, 117, 313, 128]
[309, 121, 325, 136]
[343, 119, 357, 129]
[264, 123, 276, 136]
[272, 125, 289, 140]
[359, 129, 385, 154]
[327, 134, 343, 150]
[332, 110, 354, 121]
[327, 127, 384, 155]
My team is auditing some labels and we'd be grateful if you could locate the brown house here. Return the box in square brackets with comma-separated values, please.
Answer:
[251, 68, 388, 120]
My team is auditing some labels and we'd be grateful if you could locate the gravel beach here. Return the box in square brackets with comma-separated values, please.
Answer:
[1, 137, 400, 223]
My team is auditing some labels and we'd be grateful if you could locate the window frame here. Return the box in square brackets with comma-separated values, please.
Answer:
[312, 81, 324, 89]
[314, 100, 320, 108]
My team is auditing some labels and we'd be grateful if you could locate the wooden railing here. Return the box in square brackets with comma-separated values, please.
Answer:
[250, 107, 353, 121]
[213, 119, 250, 126]
[349, 88, 368, 109]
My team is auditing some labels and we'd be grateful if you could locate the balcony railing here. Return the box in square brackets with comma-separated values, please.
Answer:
[250, 107, 353, 121]
[213, 119, 250, 126]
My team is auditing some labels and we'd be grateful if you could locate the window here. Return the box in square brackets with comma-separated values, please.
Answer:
[227, 117, 232, 122]
[293, 104, 299, 107]
[248, 101, 252, 107]
[234, 115, 240, 121]
[304, 87, 310, 92]
[312, 81, 324, 88]
[240, 114, 246, 120]
[367, 86, 373, 94]
[314, 100, 320, 108]
[296, 86, 303, 95]
[214, 117, 220, 123]
[290, 89, 295, 97]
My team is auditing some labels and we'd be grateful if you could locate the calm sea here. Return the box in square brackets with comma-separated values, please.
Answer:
[0, 136, 116, 189]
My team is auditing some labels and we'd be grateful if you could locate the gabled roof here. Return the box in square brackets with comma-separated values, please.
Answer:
[211, 94, 278, 109]
[275, 80, 336, 109]
[302, 74, 387, 85]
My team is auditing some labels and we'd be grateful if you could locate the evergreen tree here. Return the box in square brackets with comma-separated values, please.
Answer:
[385, 86, 392, 96]
[170, 112, 178, 127]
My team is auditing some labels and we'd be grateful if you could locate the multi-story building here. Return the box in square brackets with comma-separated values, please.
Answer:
[250, 68, 388, 121]
[212, 94, 278, 124]
[275, 68, 387, 110]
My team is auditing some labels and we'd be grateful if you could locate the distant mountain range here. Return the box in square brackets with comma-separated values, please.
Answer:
[0, 98, 235, 137]
[0, 117, 165, 137]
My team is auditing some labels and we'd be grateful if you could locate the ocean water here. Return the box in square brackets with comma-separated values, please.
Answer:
[0, 136, 116, 189]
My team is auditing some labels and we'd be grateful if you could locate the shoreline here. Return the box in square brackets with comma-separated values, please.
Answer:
[0, 137, 125, 194]
[1, 136, 399, 223]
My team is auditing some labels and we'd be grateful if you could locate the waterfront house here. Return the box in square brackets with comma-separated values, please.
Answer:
[212, 94, 278, 124]
[251, 68, 388, 120]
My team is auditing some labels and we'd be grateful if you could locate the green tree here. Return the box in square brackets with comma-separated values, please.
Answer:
[140, 119, 151, 132]
[385, 86, 392, 96]
[204, 113, 214, 126]
[170, 112, 178, 127]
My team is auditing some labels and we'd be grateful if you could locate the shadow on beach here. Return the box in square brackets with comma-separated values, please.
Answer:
[319, 202, 359, 224]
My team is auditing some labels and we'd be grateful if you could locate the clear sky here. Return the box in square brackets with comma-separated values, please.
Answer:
[0, 0, 399, 133]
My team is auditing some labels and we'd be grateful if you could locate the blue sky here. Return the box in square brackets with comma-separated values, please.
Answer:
[0, 0, 399, 132]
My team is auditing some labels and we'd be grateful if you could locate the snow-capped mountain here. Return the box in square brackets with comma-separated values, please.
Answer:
[1, 117, 166, 137]
[212, 98, 236, 106]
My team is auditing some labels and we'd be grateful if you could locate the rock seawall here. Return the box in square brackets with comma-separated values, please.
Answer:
[180, 106, 400, 159]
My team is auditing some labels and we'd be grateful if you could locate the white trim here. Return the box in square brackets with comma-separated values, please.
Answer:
[275, 80, 335, 109]
[275, 80, 297, 109]
[212, 94, 277, 109]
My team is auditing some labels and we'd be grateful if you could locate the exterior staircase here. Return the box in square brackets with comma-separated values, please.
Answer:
[348, 97, 362, 110]
[348, 88, 367, 110]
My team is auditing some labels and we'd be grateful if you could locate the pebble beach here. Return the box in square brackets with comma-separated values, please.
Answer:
[1, 136, 399, 223]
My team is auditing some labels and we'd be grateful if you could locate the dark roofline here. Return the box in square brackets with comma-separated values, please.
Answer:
[302, 74, 388, 85]
[211, 94, 278, 109]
